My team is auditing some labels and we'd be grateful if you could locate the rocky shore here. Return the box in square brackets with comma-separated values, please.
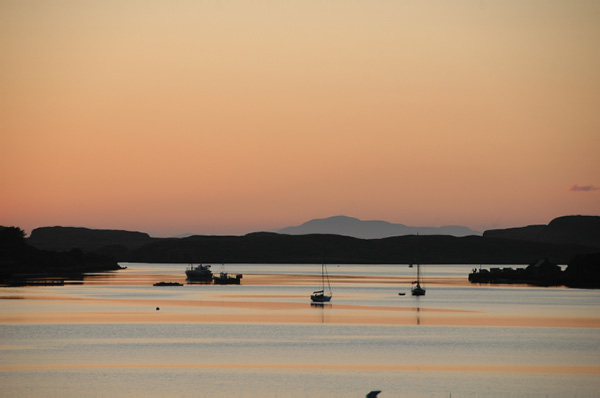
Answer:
[469, 254, 600, 288]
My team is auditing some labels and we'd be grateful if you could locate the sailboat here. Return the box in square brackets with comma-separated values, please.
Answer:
[311, 263, 332, 303]
[411, 263, 426, 296]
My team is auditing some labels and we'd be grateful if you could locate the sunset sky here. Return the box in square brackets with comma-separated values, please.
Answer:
[2, 1, 599, 237]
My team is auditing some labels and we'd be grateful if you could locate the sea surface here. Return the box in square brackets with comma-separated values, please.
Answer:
[1, 263, 599, 397]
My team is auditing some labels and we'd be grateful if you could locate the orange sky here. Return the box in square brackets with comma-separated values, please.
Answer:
[1, 1, 599, 237]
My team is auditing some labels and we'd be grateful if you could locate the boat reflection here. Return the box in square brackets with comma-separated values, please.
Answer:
[312, 302, 331, 324]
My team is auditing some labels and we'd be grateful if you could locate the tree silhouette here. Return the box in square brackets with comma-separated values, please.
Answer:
[0, 226, 26, 251]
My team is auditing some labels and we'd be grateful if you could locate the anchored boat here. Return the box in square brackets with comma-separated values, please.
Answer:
[311, 263, 332, 303]
[213, 272, 242, 285]
[411, 263, 426, 296]
[185, 264, 213, 282]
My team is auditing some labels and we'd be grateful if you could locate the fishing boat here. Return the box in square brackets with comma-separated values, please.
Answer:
[213, 272, 243, 285]
[185, 264, 213, 282]
[311, 263, 332, 303]
[411, 263, 426, 296]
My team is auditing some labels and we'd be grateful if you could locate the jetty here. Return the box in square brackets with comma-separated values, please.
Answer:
[2, 279, 65, 287]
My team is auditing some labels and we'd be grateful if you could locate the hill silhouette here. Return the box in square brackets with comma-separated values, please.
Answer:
[277, 215, 481, 238]
[7, 216, 598, 286]
[28, 226, 153, 252]
[123, 232, 594, 265]
[1, 226, 120, 282]
[483, 215, 600, 249]
[20, 215, 599, 266]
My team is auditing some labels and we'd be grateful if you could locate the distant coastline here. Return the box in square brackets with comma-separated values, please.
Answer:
[22, 215, 599, 265]
[2, 216, 599, 288]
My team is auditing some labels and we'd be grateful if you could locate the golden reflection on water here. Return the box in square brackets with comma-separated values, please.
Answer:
[67, 272, 476, 287]
[1, 271, 599, 328]
[2, 266, 599, 398]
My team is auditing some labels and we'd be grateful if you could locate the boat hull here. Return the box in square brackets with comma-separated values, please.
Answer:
[213, 274, 242, 285]
[411, 286, 426, 296]
[311, 294, 332, 303]
[185, 265, 213, 282]
[185, 271, 212, 281]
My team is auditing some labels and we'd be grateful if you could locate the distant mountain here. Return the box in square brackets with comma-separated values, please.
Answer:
[276, 216, 481, 238]
[483, 216, 600, 249]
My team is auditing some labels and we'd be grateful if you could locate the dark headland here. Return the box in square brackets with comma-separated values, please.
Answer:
[2, 215, 599, 287]
[0, 226, 121, 284]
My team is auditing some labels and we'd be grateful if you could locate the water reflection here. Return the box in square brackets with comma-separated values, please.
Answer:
[310, 302, 331, 324]
[309, 302, 332, 308]
[1, 263, 599, 397]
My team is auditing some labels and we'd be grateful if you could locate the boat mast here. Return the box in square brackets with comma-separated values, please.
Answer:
[324, 263, 332, 295]
[321, 263, 325, 291]
[416, 233, 421, 285]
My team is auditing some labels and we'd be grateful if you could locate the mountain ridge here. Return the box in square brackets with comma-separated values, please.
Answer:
[277, 215, 481, 238]
[18, 215, 599, 265]
[484, 215, 600, 249]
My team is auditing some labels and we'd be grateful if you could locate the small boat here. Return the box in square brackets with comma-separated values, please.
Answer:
[213, 272, 243, 285]
[153, 282, 183, 286]
[411, 263, 426, 296]
[185, 264, 213, 282]
[311, 263, 332, 303]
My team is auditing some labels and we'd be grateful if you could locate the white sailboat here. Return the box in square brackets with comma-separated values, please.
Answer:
[311, 263, 332, 303]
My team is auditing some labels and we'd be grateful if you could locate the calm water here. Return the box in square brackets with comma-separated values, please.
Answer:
[1, 263, 599, 397]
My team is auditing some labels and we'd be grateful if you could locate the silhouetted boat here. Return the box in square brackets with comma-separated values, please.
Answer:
[185, 264, 213, 282]
[411, 263, 426, 296]
[213, 272, 242, 285]
[311, 263, 332, 303]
